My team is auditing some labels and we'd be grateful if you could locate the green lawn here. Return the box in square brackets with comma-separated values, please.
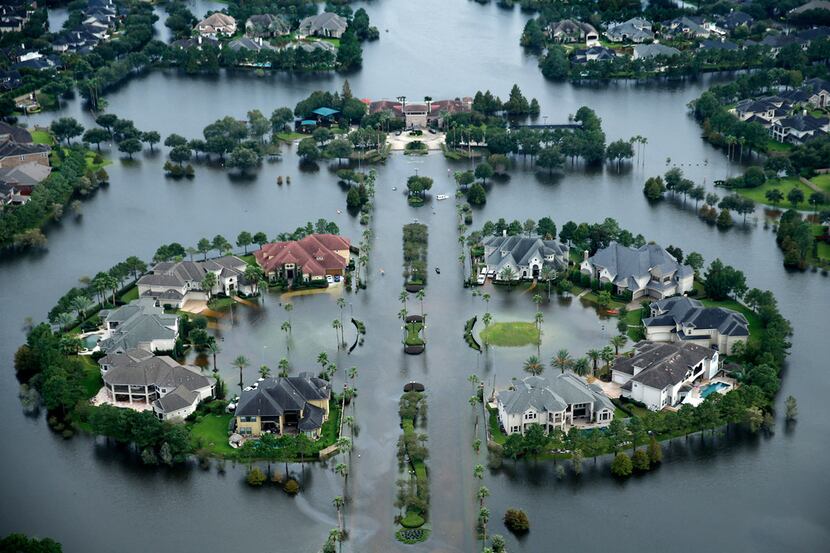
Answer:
[31, 129, 54, 145]
[404, 321, 425, 346]
[118, 285, 139, 303]
[488, 407, 506, 444]
[78, 356, 103, 399]
[190, 414, 236, 456]
[480, 321, 540, 347]
[735, 177, 829, 210]
[275, 131, 305, 142]
[763, 139, 793, 154]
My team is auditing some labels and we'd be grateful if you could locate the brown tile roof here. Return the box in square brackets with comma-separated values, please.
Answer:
[255, 234, 350, 277]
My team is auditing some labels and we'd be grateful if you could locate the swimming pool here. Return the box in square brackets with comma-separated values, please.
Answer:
[83, 335, 100, 349]
[700, 382, 730, 398]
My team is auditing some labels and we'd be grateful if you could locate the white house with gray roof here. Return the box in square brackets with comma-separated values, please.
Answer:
[484, 235, 569, 281]
[612, 341, 718, 411]
[496, 373, 614, 436]
[98, 349, 214, 420]
[604, 18, 653, 43]
[580, 241, 694, 299]
[643, 297, 749, 355]
[632, 43, 681, 60]
[137, 255, 255, 308]
[97, 299, 179, 354]
[297, 12, 348, 39]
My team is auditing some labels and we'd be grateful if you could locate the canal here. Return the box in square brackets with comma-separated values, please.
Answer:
[1, 1, 827, 552]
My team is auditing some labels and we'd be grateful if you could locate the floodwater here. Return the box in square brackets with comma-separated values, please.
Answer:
[3, 1, 828, 552]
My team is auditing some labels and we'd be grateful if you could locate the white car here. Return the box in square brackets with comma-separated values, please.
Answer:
[487, 270, 496, 278]
[476, 274, 486, 285]
[479, 266, 488, 276]
[326, 275, 334, 283]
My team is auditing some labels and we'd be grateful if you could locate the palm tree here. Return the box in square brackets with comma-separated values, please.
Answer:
[283, 302, 293, 325]
[70, 295, 94, 320]
[232, 355, 249, 389]
[524, 355, 545, 375]
[335, 462, 349, 486]
[477, 485, 490, 508]
[468, 374, 480, 390]
[399, 290, 408, 310]
[534, 310, 544, 331]
[532, 293, 542, 310]
[551, 349, 572, 373]
[473, 464, 484, 480]
[336, 297, 346, 334]
[281, 321, 292, 353]
[479, 507, 491, 543]
[317, 352, 329, 373]
[416, 289, 425, 317]
[336, 437, 352, 458]
[499, 266, 517, 288]
[586, 349, 601, 376]
[278, 357, 289, 377]
[332, 319, 342, 349]
[539, 266, 556, 299]
[573, 357, 590, 377]
[600, 346, 615, 372]
[332, 496, 345, 535]
[610, 334, 628, 356]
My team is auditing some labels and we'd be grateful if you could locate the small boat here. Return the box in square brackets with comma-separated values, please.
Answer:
[392, 186, 397, 191]
[436, 194, 449, 201]
[336, 209, 342, 214]
[435, 267, 441, 274]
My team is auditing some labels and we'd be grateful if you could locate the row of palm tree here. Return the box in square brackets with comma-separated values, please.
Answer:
[522, 334, 629, 378]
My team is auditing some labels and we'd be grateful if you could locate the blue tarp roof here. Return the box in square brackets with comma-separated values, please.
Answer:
[311, 107, 339, 117]
[301, 120, 317, 126]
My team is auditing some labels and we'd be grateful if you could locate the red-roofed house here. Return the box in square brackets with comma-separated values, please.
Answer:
[255, 234, 351, 284]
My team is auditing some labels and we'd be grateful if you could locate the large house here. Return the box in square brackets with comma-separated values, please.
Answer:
[612, 341, 718, 411]
[770, 113, 829, 144]
[368, 97, 472, 128]
[643, 297, 749, 355]
[572, 46, 616, 63]
[496, 374, 615, 436]
[632, 43, 681, 60]
[0, 139, 50, 169]
[98, 349, 214, 421]
[245, 14, 290, 38]
[804, 77, 830, 108]
[604, 18, 654, 43]
[255, 234, 351, 285]
[297, 12, 348, 39]
[483, 235, 569, 281]
[580, 242, 694, 300]
[234, 374, 331, 439]
[137, 256, 255, 308]
[545, 19, 599, 45]
[196, 12, 237, 37]
[97, 299, 179, 354]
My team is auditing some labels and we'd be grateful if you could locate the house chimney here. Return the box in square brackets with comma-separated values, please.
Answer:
[583, 250, 589, 261]
[197, 35, 202, 45]
[502, 229, 507, 237]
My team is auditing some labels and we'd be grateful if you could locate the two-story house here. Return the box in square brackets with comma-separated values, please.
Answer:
[484, 235, 569, 281]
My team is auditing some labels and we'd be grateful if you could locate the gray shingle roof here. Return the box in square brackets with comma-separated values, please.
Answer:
[644, 297, 749, 337]
[235, 374, 330, 421]
[587, 241, 689, 286]
[497, 373, 612, 415]
[613, 342, 713, 389]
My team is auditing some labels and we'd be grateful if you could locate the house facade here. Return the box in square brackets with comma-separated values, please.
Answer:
[0, 139, 50, 169]
[245, 14, 290, 38]
[612, 341, 718, 411]
[605, 18, 654, 43]
[234, 374, 331, 439]
[770, 113, 829, 144]
[580, 241, 694, 299]
[97, 299, 179, 354]
[137, 255, 255, 308]
[496, 374, 614, 436]
[255, 234, 351, 284]
[545, 19, 599, 45]
[483, 235, 569, 281]
[98, 349, 214, 421]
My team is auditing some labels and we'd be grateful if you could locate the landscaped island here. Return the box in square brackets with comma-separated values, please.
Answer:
[395, 389, 430, 544]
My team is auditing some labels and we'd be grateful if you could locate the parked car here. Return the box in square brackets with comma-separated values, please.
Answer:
[334, 275, 341, 282]
[326, 275, 334, 283]
[476, 274, 486, 285]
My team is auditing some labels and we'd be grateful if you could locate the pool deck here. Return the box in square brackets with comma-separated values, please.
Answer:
[682, 376, 736, 407]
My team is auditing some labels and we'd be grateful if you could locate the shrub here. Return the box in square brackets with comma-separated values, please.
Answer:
[400, 510, 426, 528]
[647, 436, 663, 465]
[283, 478, 300, 494]
[632, 449, 650, 471]
[395, 528, 429, 544]
[503, 508, 529, 533]
[246, 466, 266, 486]
[611, 452, 633, 478]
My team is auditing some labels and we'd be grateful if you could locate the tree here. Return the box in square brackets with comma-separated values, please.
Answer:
[455, 170, 475, 190]
[787, 187, 805, 208]
[643, 176, 666, 201]
[586, 349, 601, 375]
[539, 45, 569, 80]
[236, 231, 253, 254]
[523, 355, 544, 376]
[685, 252, 704, 274]
[142, 131, 161, 152]
[0, 534, 63, 553]
[51, 117, 84, 145]
[232, 355, 249, 388]
[703, 259, 747, 300]
[228, 146, 259, 174]
[551, 349, 572, 373]
[165, 133, 188, 148]
[246, 466, 266, 486]
[573, 357, 590, 377]
[765, 188, 784, 206]
[632, 449, 650, 471]
[475, 162, 494, 184]
[325, 139, 353, 164]
[503, 508, 530, 533]
[83, 128, 110, 151]
[610, 452, 633, 477]
[809, 191, 826, 213]
[785, 395, 798, 422]
[537, 146, 564, 174]
[197, 238, 211, 260]
[467, 183, 487, 205]
[647, 436, 663, 465]
[118, 138, 143, 159]
[297, 137, 320, 162]
[611, 334, 628, 356]
[271, 107, 294, 134]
